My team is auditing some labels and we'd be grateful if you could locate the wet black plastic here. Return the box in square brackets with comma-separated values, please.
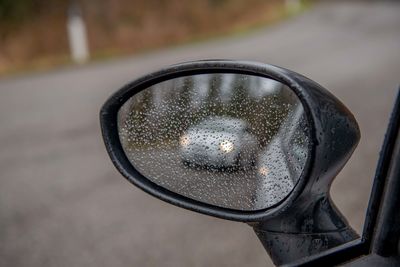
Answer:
[100, 60, 361, 265]
[250, 67, 360, 265]
[284, 89, 400, 266]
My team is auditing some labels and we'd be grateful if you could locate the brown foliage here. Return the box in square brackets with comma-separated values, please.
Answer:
[0, 0, 284, 74]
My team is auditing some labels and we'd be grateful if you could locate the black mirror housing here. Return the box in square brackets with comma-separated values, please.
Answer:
[100, 60, 360, 265]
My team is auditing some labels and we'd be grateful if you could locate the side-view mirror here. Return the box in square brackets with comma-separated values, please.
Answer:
[100, 60, 360, 266]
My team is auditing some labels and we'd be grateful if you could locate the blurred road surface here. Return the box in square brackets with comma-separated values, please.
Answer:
[1, 2, 399, 266]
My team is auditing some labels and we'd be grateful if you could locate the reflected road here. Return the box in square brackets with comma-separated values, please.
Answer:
[130, 148, 260, 210]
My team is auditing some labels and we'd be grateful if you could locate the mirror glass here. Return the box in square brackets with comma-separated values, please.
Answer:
[118, 73, 310, 211]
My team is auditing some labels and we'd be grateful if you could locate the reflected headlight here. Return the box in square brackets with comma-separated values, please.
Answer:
[258, 166, 269, 176]
[180, 134, 190, 146]
[219, 140, 234, 153]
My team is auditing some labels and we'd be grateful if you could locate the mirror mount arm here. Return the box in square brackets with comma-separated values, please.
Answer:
[249, 195, 358, 266]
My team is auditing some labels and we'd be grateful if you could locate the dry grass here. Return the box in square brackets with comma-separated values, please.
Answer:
[0, 0, 306, 76]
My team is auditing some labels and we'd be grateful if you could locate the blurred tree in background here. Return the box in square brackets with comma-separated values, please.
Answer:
[0, 0, 35, 25]
[0, 0, 300, 75]
[0, 0, 69, 73]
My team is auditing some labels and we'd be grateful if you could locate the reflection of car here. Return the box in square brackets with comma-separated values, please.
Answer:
[179, 116, 259, 168]
[254, 106, 309, 208]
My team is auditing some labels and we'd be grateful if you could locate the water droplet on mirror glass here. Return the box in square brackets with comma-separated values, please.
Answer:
[118, 73, 310, 211]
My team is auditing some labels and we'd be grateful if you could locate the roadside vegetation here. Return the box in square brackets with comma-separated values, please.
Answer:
[0, 0, 311, 76]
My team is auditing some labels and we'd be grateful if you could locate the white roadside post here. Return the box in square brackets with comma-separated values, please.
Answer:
[67, 3, 89, 64]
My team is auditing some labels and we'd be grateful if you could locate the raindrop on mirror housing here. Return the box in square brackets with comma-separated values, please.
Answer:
[100, 60, 360, 266]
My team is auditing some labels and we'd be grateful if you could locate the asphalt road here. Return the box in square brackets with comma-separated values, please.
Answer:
[1, 2, 399, 267]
